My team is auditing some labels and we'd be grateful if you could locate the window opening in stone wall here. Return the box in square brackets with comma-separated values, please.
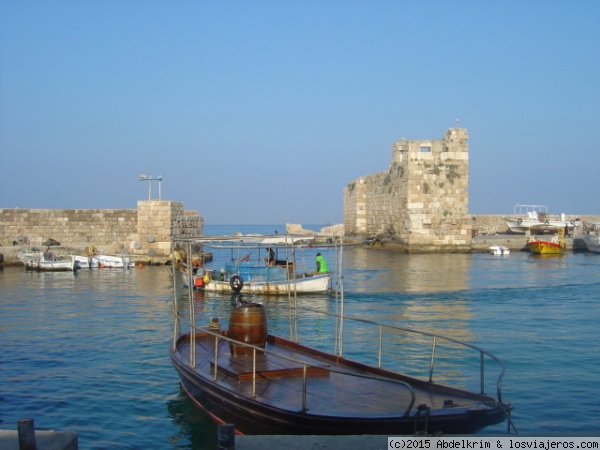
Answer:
[420, 146, 431, 152]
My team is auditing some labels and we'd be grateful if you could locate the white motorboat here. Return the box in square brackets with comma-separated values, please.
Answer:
[18, 250, 78, 271]
[582, 222, 600, 253]
[488, 246, 510, 256]
[95, 254, 135, 269]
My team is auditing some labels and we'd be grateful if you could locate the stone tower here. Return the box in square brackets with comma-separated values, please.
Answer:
[343, 128, 470, 251]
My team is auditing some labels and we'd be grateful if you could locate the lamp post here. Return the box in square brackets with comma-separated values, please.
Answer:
[138, 174, 163, 200]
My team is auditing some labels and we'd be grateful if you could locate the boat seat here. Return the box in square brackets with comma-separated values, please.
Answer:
[210, 353, 330, 381]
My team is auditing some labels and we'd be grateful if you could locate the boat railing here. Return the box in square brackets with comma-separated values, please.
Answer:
[512, 204, 548, 215]
[300, 307, 507, 404]
[180, 323, 416, 416]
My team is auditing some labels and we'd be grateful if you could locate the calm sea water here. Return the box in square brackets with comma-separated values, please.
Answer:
[1, 224, 600, 449]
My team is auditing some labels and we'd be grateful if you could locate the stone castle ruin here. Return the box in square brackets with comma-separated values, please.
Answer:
[343, 128, 471, 251]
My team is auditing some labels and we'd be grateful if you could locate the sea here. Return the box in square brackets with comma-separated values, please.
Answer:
[1, 224, 600, 449]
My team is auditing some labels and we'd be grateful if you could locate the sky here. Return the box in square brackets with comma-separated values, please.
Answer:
[1, 1, 599, 225]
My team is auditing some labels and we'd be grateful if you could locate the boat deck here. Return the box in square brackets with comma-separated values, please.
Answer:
[175, 333, 492, 418]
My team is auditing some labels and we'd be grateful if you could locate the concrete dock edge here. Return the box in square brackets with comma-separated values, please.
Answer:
[0, 430, 78, 450]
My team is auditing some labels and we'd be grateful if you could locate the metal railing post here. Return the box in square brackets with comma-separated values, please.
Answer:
[428, 336, 437, 383]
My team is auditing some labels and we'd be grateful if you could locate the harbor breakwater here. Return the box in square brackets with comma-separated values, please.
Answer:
[1, 207, 599, 266]
[0, 200, 202, 265]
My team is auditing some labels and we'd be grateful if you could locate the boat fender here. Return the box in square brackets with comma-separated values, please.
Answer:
[517, 218, 522, 225]
[194, 277, 204, 288]
[230, 275, 244, 292]
[203, 272, 210, 285]
[570, 220, 575, 225]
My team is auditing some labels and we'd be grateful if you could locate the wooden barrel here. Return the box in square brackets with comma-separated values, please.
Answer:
[228, 303, 268, 356]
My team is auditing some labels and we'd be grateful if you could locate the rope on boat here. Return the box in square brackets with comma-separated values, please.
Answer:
[413, 404, 431, 435]
[499, 402, 519, 435]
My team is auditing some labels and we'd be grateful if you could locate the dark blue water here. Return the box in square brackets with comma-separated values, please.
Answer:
[1, 225, 600, 448]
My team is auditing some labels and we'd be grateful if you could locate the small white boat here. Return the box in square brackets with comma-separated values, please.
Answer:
[18, 250, 78, 271]
[72, 255, 100, 269]
[582, 222, 600, 253]
[489, 245, 510, 256]
[95, 254, 135, 269]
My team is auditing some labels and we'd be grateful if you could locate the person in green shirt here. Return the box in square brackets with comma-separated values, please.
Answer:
[315, 253, 329, 273]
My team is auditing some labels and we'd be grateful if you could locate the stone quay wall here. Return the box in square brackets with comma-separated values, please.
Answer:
[0, 200, 203, 257]
[344, 128, 470, 251]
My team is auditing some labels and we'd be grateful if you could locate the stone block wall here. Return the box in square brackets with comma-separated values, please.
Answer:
[0, 201, 203, 256]
[344, 128, 471, 251]
[133, 200, 203, 256]
[0, 208, 138, 249]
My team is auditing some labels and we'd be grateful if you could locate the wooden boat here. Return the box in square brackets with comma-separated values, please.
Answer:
[527, 224, 565, 255]
[503, 204, 572, 234]
[18, 250, 78, 271]
[182, 264, 331, 295]
[169, 236, 514, 436]
[71, 255, 99, 269]
[177, 235, 331, 295]
[95, 254, 135, 269]
[582, 222, 600, 253]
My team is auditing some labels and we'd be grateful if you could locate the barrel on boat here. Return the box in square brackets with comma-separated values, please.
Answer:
[228, 303, 268, 356]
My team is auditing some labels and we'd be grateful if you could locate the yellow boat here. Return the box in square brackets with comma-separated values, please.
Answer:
[527, 224, 566, 255]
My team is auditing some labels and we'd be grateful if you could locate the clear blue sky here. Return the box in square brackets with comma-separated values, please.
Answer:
[1, 1, 598, 225]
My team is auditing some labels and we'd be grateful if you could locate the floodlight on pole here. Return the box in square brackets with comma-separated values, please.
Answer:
[138, 174, 163, 200]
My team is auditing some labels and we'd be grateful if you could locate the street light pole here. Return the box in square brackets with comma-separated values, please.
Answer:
[138, 174, 163, 200]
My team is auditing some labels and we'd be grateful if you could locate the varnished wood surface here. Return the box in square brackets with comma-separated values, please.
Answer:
[175, 333, 492, 417]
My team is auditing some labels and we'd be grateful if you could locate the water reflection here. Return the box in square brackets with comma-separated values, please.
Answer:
[342, 247, 471, 292]
[166, 387, 218, 450]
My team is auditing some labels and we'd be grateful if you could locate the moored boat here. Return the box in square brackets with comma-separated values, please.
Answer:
[71, 255, 100, 269]
[95, 254, 135, 269]
[503, 204, 573, 234]
[582, 221, 600, 253]
[527, 224, 565, 255]
[18, 250, 78, 271]
[489, 245, 510, 256]
[169, 236, 514, 436]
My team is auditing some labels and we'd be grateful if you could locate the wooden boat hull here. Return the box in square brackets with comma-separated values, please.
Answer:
[583, 234, 600, 253]
[181, 271, 331, 294]
[23, 256, 78, 271]
[72, 256, 99, 268]
[170, 333, 509, 435]
[204, 273, 330, 294]
[527, 240, 564, 255]
[95, 255, 135, 268]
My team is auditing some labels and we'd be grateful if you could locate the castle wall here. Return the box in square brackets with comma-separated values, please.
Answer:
[344, 128, 470, 251]
[0, 200, 203, 256]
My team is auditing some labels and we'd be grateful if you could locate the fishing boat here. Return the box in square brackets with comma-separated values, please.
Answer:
[582, 221, 600, 253]
[95, 254, 135, 269]
[503, 204, 572, 234]
[71, 255, 99, 269]
[169, 236, 514, 436]
[176, 235, 331, 295]
[18, 250, 78, 271]
[527, 224, 565, 255]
